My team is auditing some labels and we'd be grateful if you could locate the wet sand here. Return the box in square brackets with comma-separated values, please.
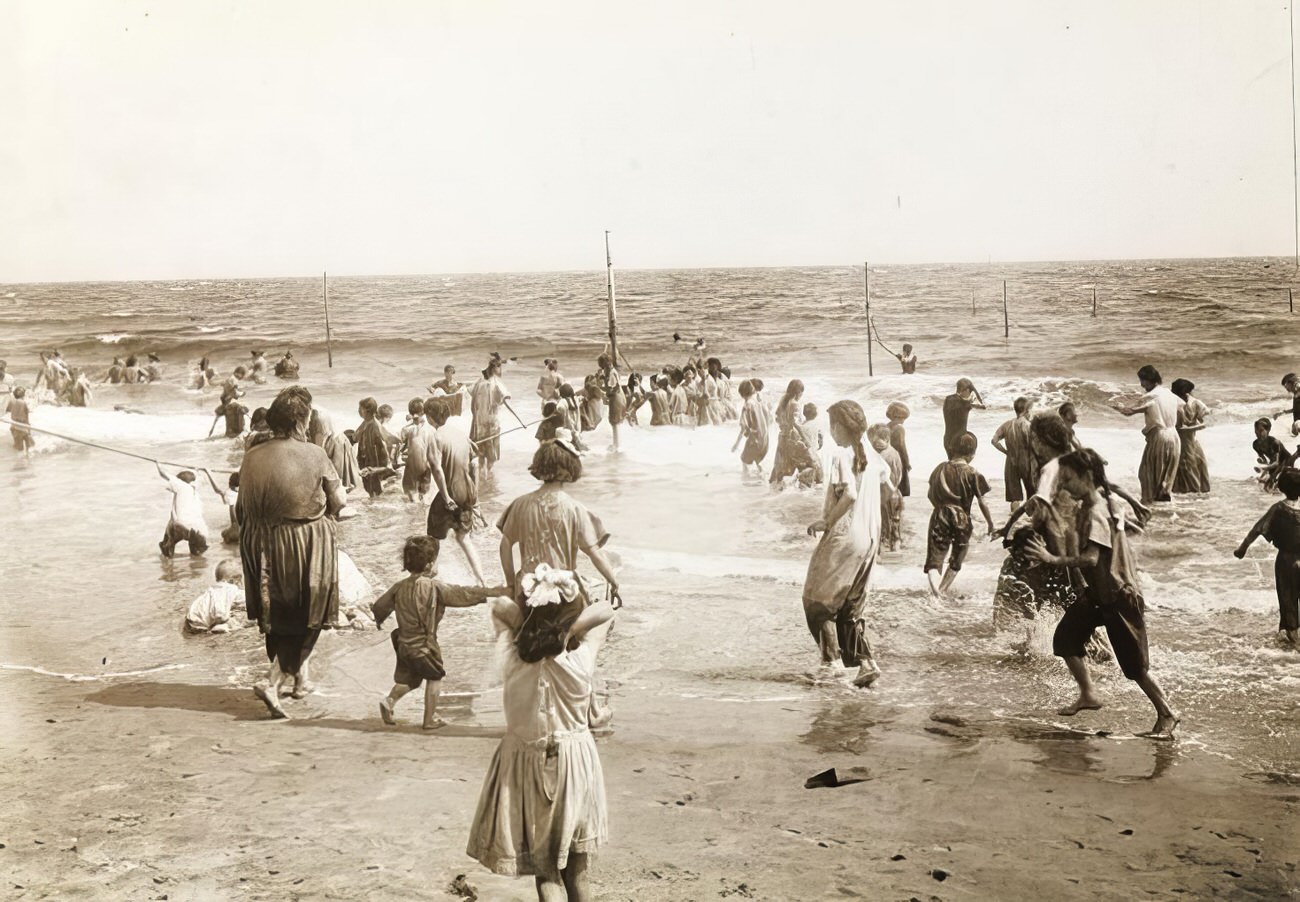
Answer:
[3, 630, 1297, 901]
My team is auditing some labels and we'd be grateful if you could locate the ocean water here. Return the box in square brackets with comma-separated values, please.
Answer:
[1, 258, 1298, 778]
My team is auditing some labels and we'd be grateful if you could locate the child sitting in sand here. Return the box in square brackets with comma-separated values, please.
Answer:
[185, 560, 246, 633]
[925, 431, 994, 599]
[870, 423, 904, 551]
[1235, 468, 1300, 645]
[372, 536, 510, 729]
[204, 470, 240, 544]
[5, 386, 35, 456]
[1253, 417, 1295, 492]
[157, 463, 209, 558]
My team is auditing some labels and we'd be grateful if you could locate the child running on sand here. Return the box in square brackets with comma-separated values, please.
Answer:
[870, 424, 904, 550]
[1235, 469, 1300, 645]
[156, 463, 209, 558]
[735, 380, 769, 476]
[373, 536, 510, 729]
[1026, 449, 1180, 738]
[5, 386, 34, 456]
[1253, 417, 1295, 492]
[925, 432, 995, 599]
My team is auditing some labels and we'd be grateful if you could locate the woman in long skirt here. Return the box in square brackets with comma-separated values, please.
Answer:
[309, 406, 361, 493]
[1171, 378, 1210, 494]
[1118, 365, 1181, 504]
[239, 386, 348, 718]
[802, 400, 889, 687]
[769, 379, 805, 484]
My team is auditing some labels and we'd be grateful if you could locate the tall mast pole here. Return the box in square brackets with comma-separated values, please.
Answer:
[1291, 0, 1298, 267]
[864, 262, 873, 377]
[323, 271, 333, 368]
[605, 231, 620, 452]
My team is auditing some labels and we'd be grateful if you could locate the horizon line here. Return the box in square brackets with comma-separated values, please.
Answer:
[2, 252, 1298, 287]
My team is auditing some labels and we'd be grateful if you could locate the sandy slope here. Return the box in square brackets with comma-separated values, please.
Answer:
[2, 634, 1298, 902]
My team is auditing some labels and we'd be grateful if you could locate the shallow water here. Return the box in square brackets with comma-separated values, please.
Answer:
[1, 258, 1298, 779]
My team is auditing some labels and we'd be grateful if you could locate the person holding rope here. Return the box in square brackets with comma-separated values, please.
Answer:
[871, 320, 917, 374]
[471, 355, 524, 476]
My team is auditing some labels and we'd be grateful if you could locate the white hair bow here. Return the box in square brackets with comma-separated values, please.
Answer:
[519, 563, 581, 608]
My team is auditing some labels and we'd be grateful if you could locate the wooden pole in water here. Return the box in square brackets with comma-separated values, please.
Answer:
[1002, 280, 1009, 339]
[323, 271, 334, 368]
[864, 262, 873, 377]
[971, 287, 975, 315]
[605, 231, 620, 452]
[1291, 0, 1299, 268]
[1291, 287, 1295, 314]
[1092, 286, 1097, 318]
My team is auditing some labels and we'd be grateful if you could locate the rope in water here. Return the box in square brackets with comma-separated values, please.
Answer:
[0, 417, 238, 474]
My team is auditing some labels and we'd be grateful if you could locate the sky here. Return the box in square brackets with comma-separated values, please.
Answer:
[1, 0, 1296, 281]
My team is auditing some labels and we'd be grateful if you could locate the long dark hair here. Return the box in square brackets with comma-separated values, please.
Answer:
[515, 597, 583, 663]
[778, 379, 804, 415]
[827, 399, 868, 475]
[1057, 447, 1111, 510]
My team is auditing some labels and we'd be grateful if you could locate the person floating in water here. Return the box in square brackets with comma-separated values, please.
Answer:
[1027, 449, 1179, 739]
[1235, 468, 1300, 646]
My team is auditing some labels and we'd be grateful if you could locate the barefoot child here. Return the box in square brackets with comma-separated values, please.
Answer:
[185, 560, 245, 633]
[925, 432, 994, 599]
[1026, 449, 1180, 738]
[5, 386, 35, 456]
[400, 398, 435, 502]
[870, 424, 903, 550]
[373, 536, 510, 729]
[992, 397, 1036, 512]
[355, 397, 394, 498]
[734, 379, 769, 476]
[157, 463, 209, 558]
[1235, 468, 1300, 645]
[204, 469, 240, 544]
[1253, 417, 1295, 492]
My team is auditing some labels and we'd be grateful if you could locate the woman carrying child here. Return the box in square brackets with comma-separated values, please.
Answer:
[802, 400, 890, 687]
[1026, 449, 1180, 738]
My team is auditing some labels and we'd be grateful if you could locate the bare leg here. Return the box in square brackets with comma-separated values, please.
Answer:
[938, 567, 959, 597]
[290, 659, 315, 698]
[562, 853, 591, 902]
[926, 569, 944, 599]
[455, 530, 486, 586]
[381, 684, 411, 724]
[1285, 628, 1299, 646]
[255, 659, 290, 718]
[1133, 671, 1179, 737]
[1057, 655, 1103, 716]
[422, 680, 445, 730]
[534, 869, 567, 902]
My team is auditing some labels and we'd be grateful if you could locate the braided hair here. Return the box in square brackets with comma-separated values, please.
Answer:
[827, 399, 868, 475]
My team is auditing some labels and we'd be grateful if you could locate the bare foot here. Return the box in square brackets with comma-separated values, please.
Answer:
[422, 717, 448, 731]
[291, 681, 315, 700]
[254, 684, 288, 719]
[852, 664, 881, 688]
[1140, 713, 1180, 740]
[1057, 697, 1103, 716]
[379, 698, 396, 725]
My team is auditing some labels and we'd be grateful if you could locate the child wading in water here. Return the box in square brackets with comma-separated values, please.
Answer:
[157, 463, 209, 557]
[467, 592, 616, 899]
[870, 423, 904, 551]
[924, 432, 994, 599]
[1026, 449, 1180, 738]
[734, 379, 769, 476]
[1253, 417, 1295, 492]
[373, 536, 510, 729]
[1235, 469, 1300, 646]
[5, 386, 35, 456]
[204, 469, 240, 544]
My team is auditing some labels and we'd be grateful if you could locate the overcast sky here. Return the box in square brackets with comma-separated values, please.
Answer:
[2, 1, 1295, 280]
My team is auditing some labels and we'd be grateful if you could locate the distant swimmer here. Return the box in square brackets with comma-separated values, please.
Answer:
[0, 360, 14, 397]
[191, 357, 217, 389]
[1116, 365, 1180, 505]
[429, 364, 463, 396]
[274, 350, 299, 379]
[68, 368, 93, 407]
[536, 358, 563, 413]
[896, 343, 918, 374]
[144, 353, 164, 383]
[942, 378, 986, 459]
[100, 357, 124, 384]
[121, 355, 143, 384]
